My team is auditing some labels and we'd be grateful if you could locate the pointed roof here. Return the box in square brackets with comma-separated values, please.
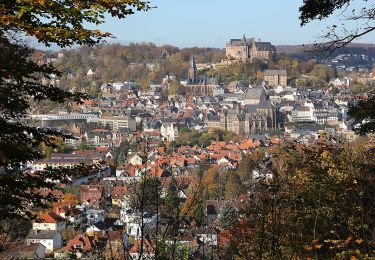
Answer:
[190, 56, 196, 69]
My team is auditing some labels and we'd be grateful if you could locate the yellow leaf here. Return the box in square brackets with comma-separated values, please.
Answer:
[304, 246, 313, 252]
[355, 239, 363, 244]
[350, 256, 357, 260]
[315, 244, 322, 249]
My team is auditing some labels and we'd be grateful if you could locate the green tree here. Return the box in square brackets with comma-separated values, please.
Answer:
[348, 95, 375, 135]
[0, 0, 151, 222]
[164, 177, 180, 217]
[217, 201, 239, 230]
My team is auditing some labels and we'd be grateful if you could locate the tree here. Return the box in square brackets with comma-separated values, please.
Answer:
[0, 0, 151, 222]
[1, 1, 151, 48]
[226, 140, 375, 259]
[202, 167, 221, 199]
[299, 0, 375, 54]
[299, 1, 375, 134]
[164, 177, 180, 217]
[348, 95, 375, 135]
[217, 201, 239, 230]
[224, 173, 241, 199]
[168, 80, 182, 95]
[237, 151, 264, 182]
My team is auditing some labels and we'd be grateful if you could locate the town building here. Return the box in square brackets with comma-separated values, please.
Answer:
[206, 87, 276, 134]
[81, 185, 104, 208]
[32, 212, 66, 231]
[184, 56, 221, 96]
[98, 115, 137, 132]
[226, 35, 275, 62]
[160, 123, 179, 142]
[26, 230, 62, 253]
[264, 70, 287, 87]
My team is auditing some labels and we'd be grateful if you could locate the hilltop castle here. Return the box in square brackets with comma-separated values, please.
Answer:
[226, 35, 275, 62]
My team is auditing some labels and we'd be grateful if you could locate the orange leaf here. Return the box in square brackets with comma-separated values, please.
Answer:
[344, 236, 352, 245]
[315, 244, 323, 249]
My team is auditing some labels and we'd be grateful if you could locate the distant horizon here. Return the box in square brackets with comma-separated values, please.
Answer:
[38, 39, 375, 52]
[32, 0, 374, 51]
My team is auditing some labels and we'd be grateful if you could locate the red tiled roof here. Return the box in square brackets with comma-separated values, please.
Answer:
[36, 211, 65, 224]
[225, 144, 239, 151]
[96, 146, 109, 153]
[64, 234, 92, 252]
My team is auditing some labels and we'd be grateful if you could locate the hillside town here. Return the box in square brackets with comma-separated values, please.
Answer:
[1, 34, 374, 259]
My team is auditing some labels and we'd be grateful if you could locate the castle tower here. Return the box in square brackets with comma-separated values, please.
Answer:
[188, 56, 197, 81]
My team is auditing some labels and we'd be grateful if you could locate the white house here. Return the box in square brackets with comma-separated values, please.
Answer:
[87, 68, 96, 76]
[86, 209, 106, 225]
[129, 154, 143, 166]
[26, 230, 62, 253]
[195, 228, 218, 246]
[32, 212, 66, 231]
[120, 210, 159, 239]
[291, 101, 316, 123]
[160, 123, 179, 142]
[55, 206, 84, 225]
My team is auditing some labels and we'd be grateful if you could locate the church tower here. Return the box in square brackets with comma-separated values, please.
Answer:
[188, 56, 197, 82]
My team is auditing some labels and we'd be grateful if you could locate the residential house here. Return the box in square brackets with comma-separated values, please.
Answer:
[120, 209, 159, 239]
[81, 185, 103, 208]
[129, 239, 155, 260]
[55, 234, 93, 259]
[111, 185, 130, 207]
[0, 243, 46, 259]
[55, 206, 84, 225]
[105, 231, 130, 259]
[33, 212, 66, 231]
[86, 209, 106, 225]
[160, 123, 179, 142]
[129, 154, 143, 166]
[26, 230, 62, 253]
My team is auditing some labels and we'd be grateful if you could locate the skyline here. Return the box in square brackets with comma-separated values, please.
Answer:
[93, 0, 375, 47]
[34, 0, 375, 50]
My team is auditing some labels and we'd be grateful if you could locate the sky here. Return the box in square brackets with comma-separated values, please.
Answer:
[37, 0, 375, 50]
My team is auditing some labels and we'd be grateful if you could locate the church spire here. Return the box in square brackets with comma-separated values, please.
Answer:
[188, 56, 197, 81]
[242, 34, 246, 43]
[190, 55, 196, 69]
